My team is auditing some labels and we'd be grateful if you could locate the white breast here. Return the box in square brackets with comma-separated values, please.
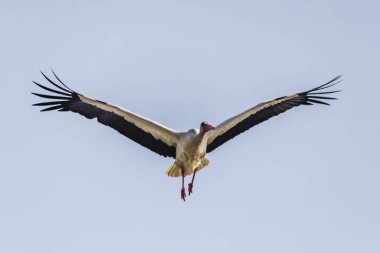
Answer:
[176, 129, 205, 172]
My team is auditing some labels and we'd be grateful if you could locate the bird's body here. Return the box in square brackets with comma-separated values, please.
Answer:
[32, 72, 341, 201]
[168, 128, 209, 177]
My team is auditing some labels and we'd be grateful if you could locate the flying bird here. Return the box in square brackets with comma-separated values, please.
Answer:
[32, 72, 341, 201]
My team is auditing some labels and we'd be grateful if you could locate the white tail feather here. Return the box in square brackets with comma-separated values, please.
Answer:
[166, 159, 209, 177]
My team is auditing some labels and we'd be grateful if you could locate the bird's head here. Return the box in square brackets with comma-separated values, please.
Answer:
[200, 121, 215, 133]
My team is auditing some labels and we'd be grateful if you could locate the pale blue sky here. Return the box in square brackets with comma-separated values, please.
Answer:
[1, 1, 379, 252]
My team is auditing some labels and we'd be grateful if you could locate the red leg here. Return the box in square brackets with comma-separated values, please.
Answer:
[181, 166, 186, 201]
[188, 168, 198, 195]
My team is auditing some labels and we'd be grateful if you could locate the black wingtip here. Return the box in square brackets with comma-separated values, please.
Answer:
[50, 69, 75, 92]
[32, 71, 77, 112]
[307, 75, 342, 92]
[32, 81, 72, 96]
[39, 71, 72, 93]
[31, 92, 71, 100]
[303, 75, 342, 106]
[40, 105, 64, 112]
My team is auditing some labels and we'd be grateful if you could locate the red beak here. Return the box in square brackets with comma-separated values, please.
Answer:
[203, 123, 215, 132]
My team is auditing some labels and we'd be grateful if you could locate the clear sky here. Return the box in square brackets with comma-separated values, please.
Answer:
[0, 1, 379, 252]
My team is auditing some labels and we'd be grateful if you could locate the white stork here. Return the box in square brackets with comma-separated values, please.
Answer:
[32, 72, 341, 201]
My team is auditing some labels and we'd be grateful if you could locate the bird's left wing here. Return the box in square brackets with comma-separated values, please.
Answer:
[32, 72, 180, 158]
[205, 76, 342, 153]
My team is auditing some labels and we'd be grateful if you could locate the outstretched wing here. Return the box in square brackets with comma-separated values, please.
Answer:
[205, 75, 342, 153]
[32, 71, 180, 158]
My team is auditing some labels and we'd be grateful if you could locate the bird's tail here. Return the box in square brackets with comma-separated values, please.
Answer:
[166, 159, 209, 177]
[166, 163, 182, 177]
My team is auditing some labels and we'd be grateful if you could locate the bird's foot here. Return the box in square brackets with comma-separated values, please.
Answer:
[188, 183, 194, 195]
[181, 187, 186, 201]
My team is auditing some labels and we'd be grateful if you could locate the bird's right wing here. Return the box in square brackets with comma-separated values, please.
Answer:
[205, 76, 342, 153]
[32, 72, 180, 158]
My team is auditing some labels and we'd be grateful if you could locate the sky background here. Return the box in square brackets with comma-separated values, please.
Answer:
[0, 0, 379, 252]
